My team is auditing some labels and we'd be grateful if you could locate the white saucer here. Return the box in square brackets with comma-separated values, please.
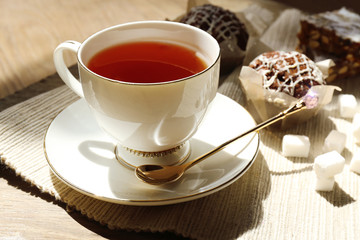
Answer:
[44, 93, 259, 206]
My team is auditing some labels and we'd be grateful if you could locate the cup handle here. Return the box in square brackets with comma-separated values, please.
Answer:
[53, 40, 84, 98]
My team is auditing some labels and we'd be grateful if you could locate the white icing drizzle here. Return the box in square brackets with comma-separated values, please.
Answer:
[181, 4, 245, 51]
[309, 7, 360, 42]
[250, 51, 324, 97]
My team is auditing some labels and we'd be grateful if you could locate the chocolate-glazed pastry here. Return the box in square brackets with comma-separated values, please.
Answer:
[297, 7, 360, 82]
[249, 51, 325, 98]
[180, 4, 249, 74]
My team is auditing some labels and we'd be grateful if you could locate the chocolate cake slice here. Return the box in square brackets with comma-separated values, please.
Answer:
[297, 7, 360, 82]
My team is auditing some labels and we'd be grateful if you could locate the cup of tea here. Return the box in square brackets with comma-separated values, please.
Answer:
[53, 21, 220, 168]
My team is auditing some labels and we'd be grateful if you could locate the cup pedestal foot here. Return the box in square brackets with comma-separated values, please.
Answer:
[115, 142, 191, 169]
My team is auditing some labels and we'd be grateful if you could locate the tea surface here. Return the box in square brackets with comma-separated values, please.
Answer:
[87, 41, 207, 83]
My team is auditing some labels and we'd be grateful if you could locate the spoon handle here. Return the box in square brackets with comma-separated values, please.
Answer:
[184, 100, 307, 170]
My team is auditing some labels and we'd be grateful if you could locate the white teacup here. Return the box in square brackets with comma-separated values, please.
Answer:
[53, 21, 220, 168]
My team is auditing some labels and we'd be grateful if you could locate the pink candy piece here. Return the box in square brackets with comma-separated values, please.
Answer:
[303, 90, 319, 109]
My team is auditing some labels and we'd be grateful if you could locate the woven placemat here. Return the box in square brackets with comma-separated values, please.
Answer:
[1, 65, 360, 239]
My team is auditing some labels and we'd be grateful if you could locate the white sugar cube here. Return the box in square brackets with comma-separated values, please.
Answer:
[353, 113, 360, 143]
[315, 175, 335, 191]
[282, 134, 310, 157]
[338, 94, 357, 118]
[313, 151, 345, 178]
[350, 151, 360, 174]
[323, 130, 346, 153]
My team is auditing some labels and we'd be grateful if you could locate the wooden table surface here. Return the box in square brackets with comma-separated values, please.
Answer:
[0, 1, 189, 239]
[0, 0, 189, 99]
[1, 0, 360, 239]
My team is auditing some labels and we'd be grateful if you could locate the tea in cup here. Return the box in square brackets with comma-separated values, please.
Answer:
[53, 21, 220, 168]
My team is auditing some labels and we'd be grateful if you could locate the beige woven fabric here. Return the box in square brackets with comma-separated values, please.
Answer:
[1, 67, 360, 239]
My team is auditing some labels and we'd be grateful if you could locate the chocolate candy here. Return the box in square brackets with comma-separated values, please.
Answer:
[249, 51, 325, 98]
[180, 4, 249, 73]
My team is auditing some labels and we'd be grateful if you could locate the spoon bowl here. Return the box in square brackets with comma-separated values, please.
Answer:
[136, 164, 187, 185]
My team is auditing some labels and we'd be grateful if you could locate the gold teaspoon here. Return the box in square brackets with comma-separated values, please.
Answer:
[136, 93, 318, 185]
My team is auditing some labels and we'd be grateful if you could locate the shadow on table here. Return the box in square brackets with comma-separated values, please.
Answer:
[48, 151, 270, 240]
[0, 163, 190, 240]
[74, 135, 270, 240]
[260, 111, 338, 161]
[0, 65, 79, 112]
[140, 151, 269, 240]
[317, 182, 356, 208]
